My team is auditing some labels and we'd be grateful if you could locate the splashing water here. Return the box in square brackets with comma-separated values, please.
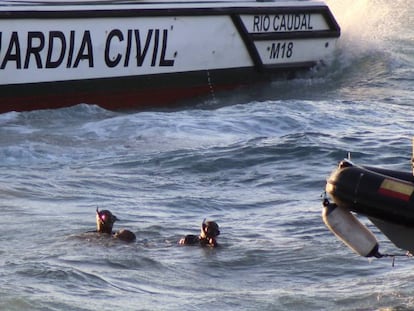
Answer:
[326, 0, 411, 53]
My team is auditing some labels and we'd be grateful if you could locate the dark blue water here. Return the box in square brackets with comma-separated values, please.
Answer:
[1, 1, 414, 310]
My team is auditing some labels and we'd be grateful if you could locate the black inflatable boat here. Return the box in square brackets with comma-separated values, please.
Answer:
[323, 158, 414, 257]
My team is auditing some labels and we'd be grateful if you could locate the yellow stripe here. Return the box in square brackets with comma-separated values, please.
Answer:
[380, 179, 414, 196]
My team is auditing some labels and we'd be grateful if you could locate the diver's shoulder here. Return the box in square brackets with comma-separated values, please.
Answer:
[179, 234, 200, 245]
[114, 229, 136, 242]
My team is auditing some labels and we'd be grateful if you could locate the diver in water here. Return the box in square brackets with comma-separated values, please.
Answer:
[95, 208, 136, 243]
[179, 219, 220, 247]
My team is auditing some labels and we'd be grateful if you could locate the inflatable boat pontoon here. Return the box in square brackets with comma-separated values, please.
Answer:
[323, 142, 414, 258]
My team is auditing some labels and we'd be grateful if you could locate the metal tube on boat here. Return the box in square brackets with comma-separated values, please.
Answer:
[322, 202, 381, 258]
[412, 137, 414, 175]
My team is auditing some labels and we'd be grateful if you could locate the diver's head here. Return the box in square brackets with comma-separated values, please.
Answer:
[96, 208, 118, 234]
[200, 219, 220, 246]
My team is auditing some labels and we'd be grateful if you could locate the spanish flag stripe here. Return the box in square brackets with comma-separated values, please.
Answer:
[378, 188, 411, 201]
[378, 179, 414, 202]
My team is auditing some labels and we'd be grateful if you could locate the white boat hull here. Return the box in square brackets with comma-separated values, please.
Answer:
[0, 1, 340, 112]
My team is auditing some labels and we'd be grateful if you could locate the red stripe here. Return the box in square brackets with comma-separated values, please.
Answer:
[0, 68, 261, 113]
[378, 188, 411, 201]
[0, 84, 240, 113]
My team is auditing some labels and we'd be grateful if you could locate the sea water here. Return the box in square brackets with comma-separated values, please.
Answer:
[0, 0, 414, 310]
